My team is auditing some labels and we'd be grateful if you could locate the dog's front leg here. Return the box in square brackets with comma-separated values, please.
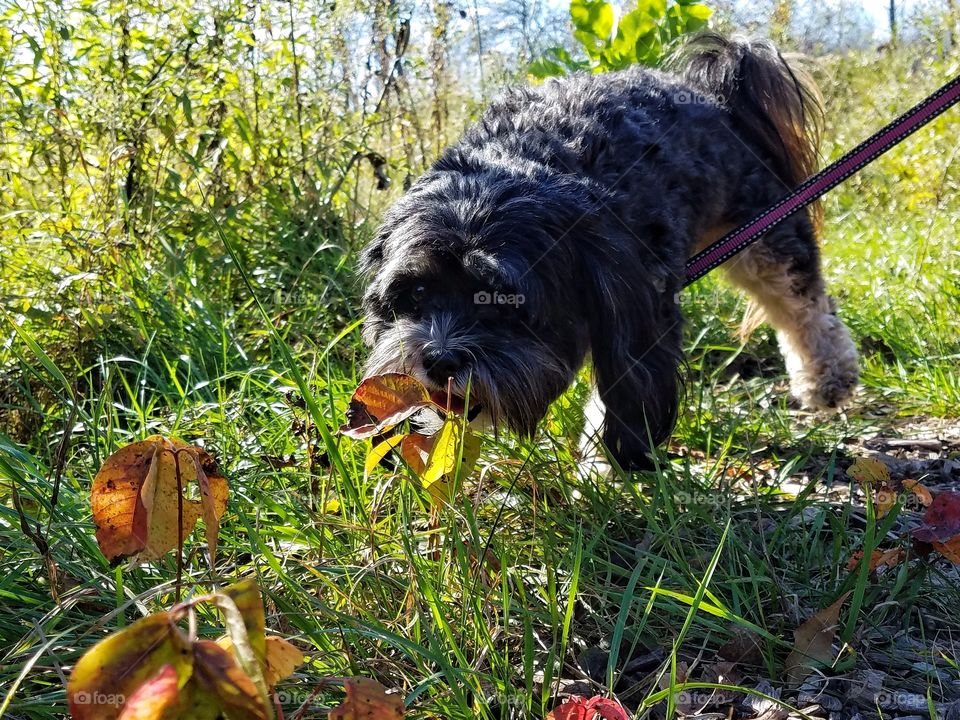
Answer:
[581, 276, 684, 472]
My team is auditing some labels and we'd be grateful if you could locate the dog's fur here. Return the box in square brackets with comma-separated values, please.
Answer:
[360, 33, 859, 470]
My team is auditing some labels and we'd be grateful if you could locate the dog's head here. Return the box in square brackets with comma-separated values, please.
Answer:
[359, 169, 592, 435]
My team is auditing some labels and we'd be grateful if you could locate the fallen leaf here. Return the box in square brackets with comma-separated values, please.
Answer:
[546, 695, 629, 720]
[846, 547, 905, 572]
[339, 374, 433, 439]
[68, 613, 192, 720]
[117, 665, 181, 720]
[784, 591, 851, 685]
[903, 479, 933, 507]
[329, 677, 404, 720]
[913, 491, 960, 543]
[846, 457, 890, 485]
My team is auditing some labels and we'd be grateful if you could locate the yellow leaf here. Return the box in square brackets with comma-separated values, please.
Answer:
[136, 438, 227, 564]
[264, 636, 305, 686]
[421, 419, 481, 504]
[217, 635, 304, 689]
[364, 434, 406, 478]
[846, 457, 890, 485]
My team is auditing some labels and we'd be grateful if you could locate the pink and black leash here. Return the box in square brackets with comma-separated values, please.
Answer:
[684, 73, 960, 286]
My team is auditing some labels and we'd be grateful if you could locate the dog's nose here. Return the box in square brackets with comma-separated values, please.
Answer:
[423, 349, 465, 383]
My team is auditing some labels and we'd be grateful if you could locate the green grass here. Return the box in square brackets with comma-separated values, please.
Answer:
[2, 50, 960, 719]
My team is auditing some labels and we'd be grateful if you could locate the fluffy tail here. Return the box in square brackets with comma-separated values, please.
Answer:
[672, 32, 824, 228]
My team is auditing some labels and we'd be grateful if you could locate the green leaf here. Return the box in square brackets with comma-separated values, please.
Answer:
[570, 0, 614, 41]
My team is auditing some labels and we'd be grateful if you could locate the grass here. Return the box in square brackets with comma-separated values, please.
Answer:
[2, 49, 960, 720]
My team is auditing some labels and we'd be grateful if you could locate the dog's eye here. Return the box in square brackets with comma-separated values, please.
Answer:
[410, 284, 427, 309]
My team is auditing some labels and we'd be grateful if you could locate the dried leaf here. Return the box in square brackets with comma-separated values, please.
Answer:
[903, 479, 933, 507]
[329, 677, 404, 720]
[846, 547, 905, 572]
[91, 440, 160, 560]
[546, 695, 629, 720]
[847, 457, 890, 485]
[339, 374, 432, 439]
[784, 591, 851, 685]
[90, 436, 227, 565]
[263, 636, 305, 686]
[116, 665, 181, 720]
[136, 438, 227, 564]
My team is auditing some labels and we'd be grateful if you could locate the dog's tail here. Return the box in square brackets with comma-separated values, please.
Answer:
[672, 32, 824, 228]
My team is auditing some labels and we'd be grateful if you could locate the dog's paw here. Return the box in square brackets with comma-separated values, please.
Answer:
[784, 314, 859, 410]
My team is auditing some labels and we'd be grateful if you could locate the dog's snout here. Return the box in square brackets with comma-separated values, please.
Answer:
[424, 349, 466, 383]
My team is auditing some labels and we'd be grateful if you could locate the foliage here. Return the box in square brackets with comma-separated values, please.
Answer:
[529, 0, 713, 77]
[2, 1, 960, 718]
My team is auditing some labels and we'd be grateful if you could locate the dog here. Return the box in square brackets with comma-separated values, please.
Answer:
[359, 33, 859, 471]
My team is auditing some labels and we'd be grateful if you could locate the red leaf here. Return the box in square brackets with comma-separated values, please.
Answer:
[547, 696, 629, 720]
[913, 491, 960, 543]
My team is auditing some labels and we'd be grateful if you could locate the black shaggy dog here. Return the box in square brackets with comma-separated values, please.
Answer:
[360, 33, 859, 471]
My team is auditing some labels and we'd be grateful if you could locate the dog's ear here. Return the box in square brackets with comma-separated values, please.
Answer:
[360, 228, 387, 276]
[587, 264, 683, 469]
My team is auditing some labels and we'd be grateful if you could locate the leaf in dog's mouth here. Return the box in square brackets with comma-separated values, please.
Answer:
[339, 373, 434, 439]
[339, 372, 482, 504]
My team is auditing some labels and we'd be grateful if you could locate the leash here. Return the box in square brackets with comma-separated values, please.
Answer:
[684, 73, 960, 286]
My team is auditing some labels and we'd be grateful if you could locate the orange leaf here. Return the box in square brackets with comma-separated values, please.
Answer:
[91, 440, 160, 560]
[339, 374, 432, 439]
[329, 677, 404, 720]
[846, 547, 905, 572]
[117, 665, 181, 720]
[546, 695, 629, 720]
[933, 535, 960, 564]
[784, 592, 851, 685]
[399, 433, 434, 475]
[91, 436, 227, 564]
[903, 479, 933, 507]
[875, 484, 898, 518]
